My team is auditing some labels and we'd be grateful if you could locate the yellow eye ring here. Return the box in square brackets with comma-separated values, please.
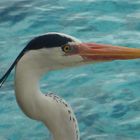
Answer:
[62, 45, 71, 53]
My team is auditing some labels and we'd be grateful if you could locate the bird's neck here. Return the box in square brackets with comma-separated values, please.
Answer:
[15, 50, 49, 120]
[14, 49, 79, 140]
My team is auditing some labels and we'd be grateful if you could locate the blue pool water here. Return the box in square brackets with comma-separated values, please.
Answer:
[0, 0, 140, 140]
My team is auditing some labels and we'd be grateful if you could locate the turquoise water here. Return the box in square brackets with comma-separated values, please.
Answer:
[0, 0, 140, 139]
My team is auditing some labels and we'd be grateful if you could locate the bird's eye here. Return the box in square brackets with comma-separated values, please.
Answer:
[62, 45, 72, 53]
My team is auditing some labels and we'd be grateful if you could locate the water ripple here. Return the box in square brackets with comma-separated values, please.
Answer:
[0, 0, 140, 139]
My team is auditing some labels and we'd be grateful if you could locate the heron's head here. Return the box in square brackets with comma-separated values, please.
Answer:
[1, 32, 140, 87]
[22, 32, 140, 70]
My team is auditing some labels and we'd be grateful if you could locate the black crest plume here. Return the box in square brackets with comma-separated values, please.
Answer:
[0, 33, 73, 88]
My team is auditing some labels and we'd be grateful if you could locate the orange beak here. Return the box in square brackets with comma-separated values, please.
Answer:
[76, 43, 140, 61]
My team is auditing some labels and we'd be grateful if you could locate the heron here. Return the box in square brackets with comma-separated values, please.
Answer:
[0, 32, 140, 140]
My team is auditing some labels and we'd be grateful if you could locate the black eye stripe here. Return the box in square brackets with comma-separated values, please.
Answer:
[0, 33, 74, 88]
